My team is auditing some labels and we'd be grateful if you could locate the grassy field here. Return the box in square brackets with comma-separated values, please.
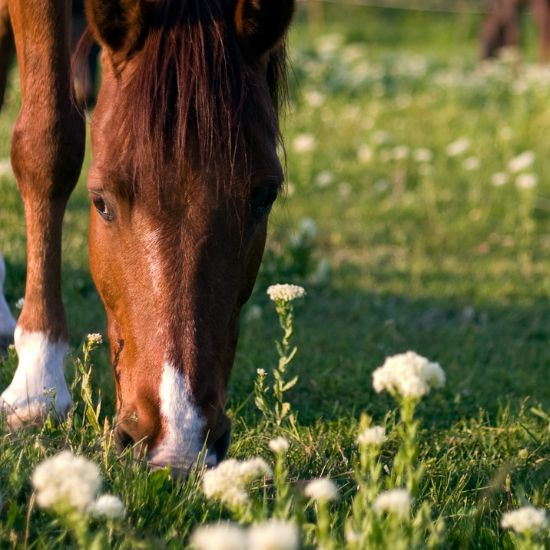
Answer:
[1, 5, 549, 549]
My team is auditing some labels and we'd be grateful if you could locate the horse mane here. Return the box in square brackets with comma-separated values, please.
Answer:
[77, 0, 288, 195]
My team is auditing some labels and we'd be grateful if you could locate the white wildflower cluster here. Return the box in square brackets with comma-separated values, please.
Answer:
[357, 425, 387, 447]
[372, 351, 445, 399]
[315, 170, 334, 188]
[373, 489, 411, 519]
[191, 520, 299, 550]
[304, 478, 339, 503]
[32, 451, 126, 519]
[501, 506, 548, 533]
[191, 522, 247, 550]
[491, 172, 509, 187]
[508, 151, 535, 173]
[304, 90, 325, 108]
[87, 333, 103, 346]
[515, 173, 538, 189]
[267, 284, 306, 303]
[463, 156, 480, 171]
[490, 150, 538, 190]
[202, 458, 272, 509]
[248, 520, 299, 550]
[0, 158, 13, 178]
[269, 437, 289, 455]
[413, 148, 433, 163]
[88, 494, 126, 520]
[292, 133, 316, 154]
[32, 451, 101, 511]
[393, 145, 410, 161]
[446, 137, 470, 157]
[357, 144, 373, 163]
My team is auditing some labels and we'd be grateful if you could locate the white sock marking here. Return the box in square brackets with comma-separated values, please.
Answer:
[147, 362, 206, 471]
[0, 254, 16, 337]
[0, 327, 71, 427]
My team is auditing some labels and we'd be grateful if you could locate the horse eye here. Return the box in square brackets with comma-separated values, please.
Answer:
[250, 184, 278, 222]
[91, 194, 114, 221]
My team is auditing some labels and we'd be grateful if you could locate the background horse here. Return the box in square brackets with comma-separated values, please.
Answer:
[481, 0, 550, 61]
[0, 0, 294, 473]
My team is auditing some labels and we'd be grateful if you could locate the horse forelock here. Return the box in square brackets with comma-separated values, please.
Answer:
[83, 0, 288, 196]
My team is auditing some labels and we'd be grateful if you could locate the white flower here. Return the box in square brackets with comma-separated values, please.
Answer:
[393, 145, 410, 161]
[515, 173, 538, 189]
[88, 494, 126, 519]
[238, 458, 273, 484]
[190, 523, 247, 550]
[304, 90, 325, 108]
[0, 158, 13, 178]
[304, 478, 339, 502]
[357, 426, 387, 446]
[315, 171, 333, 188]
[267, 284, 306, 303]
[15, 297, 25, 310]
[372, 351, 445, 399]
[292, 134, 315, 154]
[32, 451, 101, 511]
[316, 33, 344, 56]
[256, 368, 267, 377]
[446, 138, 470, 157]
[501, 506, 548, 533]
[345, 526, 361, 544]
[247, 520, 299, 550]
[269, 437, 289, 455]
[202, 458, 272, 509]
[491, 172, 509, 187]
[413, 148, 433, 163]
[463, 156, 480, 171]
[508, 151, 535, 173]
[357, 144, 373, 163]
[87, 333, 103, 345]
[373, 489, 411, 518]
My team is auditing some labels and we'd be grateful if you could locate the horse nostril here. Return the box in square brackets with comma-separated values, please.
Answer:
[114, 427, 135, 452]
[214, 425, 231, 464]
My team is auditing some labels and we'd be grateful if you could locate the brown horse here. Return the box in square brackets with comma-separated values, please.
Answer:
[481, 0, 550, 61]
[0, 0, 294, 473]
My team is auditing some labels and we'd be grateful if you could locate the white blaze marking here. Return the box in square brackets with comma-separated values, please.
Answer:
[0, 254, 16, 337]
[147, 362, 206, 471]
[0, 327, 71, 427]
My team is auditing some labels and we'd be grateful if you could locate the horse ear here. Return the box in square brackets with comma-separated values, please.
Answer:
[234, 0, 295, 57]
[85, 0, 145, 57]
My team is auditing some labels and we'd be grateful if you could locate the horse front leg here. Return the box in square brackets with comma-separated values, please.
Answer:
[0, 0, 85, 428]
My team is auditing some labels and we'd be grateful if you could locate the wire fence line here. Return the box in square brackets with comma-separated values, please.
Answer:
[297, 0, 494, 15]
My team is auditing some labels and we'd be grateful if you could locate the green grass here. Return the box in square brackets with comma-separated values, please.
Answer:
[1, 6, 549, 548]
